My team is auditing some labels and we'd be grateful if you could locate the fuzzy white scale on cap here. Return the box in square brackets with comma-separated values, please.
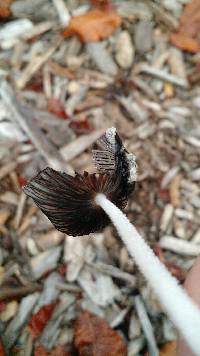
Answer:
[105, 127, 116, 147]
[106, 127, 137, 183]
[126, 153, 137, 183]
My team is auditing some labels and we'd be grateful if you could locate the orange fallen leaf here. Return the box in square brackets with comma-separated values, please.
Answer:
[170, 33, 200, 53]
[0, 0, 13, 18]
[28, 303, 56, 338]
[179, 0, 200, 36]
[74, 310, 127, 356]
[170, 0, 200, 53]
[159, 341, 176, 356]
[63, 9, 121, 43]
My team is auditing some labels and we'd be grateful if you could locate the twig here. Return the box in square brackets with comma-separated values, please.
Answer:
[145, 0, 178, 30]
[0, 81, 72, 173]
[134, 295, 159, 356]
[15, 36, 63, 89]
[60, 128, 107, 162]
[159, 236, 200, 256]
[86, 261, 136, 285]
[52, 0, 70, 27]
[0, 284, 41, 300]
[135, 64, 189, 88]
[13, 192, 27, 229]
[18, 205, 37, 234]
[22, 21, 55, 40]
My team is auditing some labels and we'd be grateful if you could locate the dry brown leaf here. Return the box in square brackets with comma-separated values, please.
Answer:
[0, 0, 13, 18]
[159, 341, 177, 356]
[63, 9, 121, 43]
[170, 0, 200, 52]
[74, 310, 127, 356]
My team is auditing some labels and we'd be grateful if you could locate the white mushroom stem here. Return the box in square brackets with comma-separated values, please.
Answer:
[95, 193, 200, 355]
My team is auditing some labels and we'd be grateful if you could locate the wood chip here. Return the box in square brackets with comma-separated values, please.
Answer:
[0, 191, 19, 205]
[160, 204, 174, 232]
[13, 192, 26, 229]
[18, 205, 38, 234]
[0, 208, 11, 226]
[135, 64, 188, 88]
[192, 229, 200, 244]
[0, 161, 17, 180]
[189, 168, 200, 181]
[0, 301, 18, 322]
[115, 31, 134, 68]
[35, 230, 64, 251]
[87, 42, 118, 76]
[160, 236, 200, 256]
[4, 292, 39, 348]
[168, 47, 187, 81]
[87, 261, 136, 285]
[30, 246, 62, 280]
[134, 20, 153, 54]
[134, 295, 159, 356]
[16, 37, 62, 89]
[169, 175, 181, 207]
[175, 208, 194, 221]
[60, 127, 107, 162]
[78, 268, 120, 307]
[52, 0, 70, 27]
[0, 81, 71, 173]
